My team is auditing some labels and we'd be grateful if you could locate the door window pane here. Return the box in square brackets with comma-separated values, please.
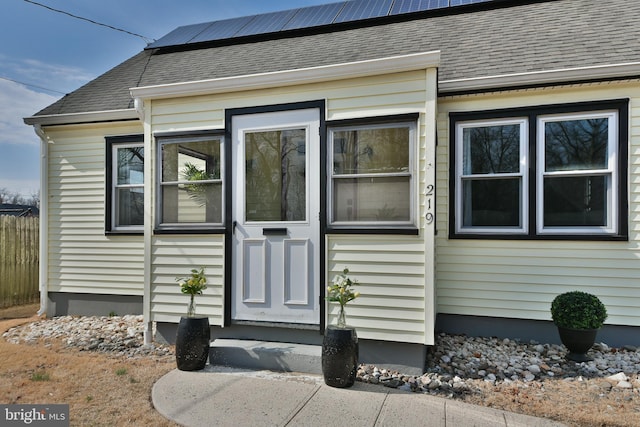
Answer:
[245, 129, 306, 222]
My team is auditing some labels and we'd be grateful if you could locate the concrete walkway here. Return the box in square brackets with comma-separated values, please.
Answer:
[153, 366, 566, 427]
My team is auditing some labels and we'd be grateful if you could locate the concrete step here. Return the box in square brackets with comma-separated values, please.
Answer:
[209, 339, 323, 374]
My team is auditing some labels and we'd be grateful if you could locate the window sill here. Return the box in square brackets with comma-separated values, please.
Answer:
[105, 229, 143, 236]
[449, 232, 628, 241]
[154, 227, 226, 235]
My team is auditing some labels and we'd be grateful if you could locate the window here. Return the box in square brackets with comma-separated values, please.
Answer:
[156, 133, 224, 229]
[451, 100, 627, 239]
[538, 112, 618, 234]
[457, 119, 528, 234]
[328, 117, 416, 229]
[106, 135, 144, 233]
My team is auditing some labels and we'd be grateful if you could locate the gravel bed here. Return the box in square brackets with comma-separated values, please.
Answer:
[4, 316, 640, 397]
[358, 333, 640, 396]
[2, 315, 172, 360]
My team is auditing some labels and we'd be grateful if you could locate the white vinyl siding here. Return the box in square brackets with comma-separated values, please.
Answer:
[148, 70, 435, 341]
[150, 235, 225, 325]
[45, 123, 145, 295]
[327, 236, 426, 343]
[437, 81, 640, 327]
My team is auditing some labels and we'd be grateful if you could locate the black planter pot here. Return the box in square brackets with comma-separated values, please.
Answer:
[176, 316, 210, 371]
[557, 326, 599, 362]
[322, 325, 358, 388]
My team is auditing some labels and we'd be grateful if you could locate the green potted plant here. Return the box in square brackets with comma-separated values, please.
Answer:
[175, 267, 210, 371]
[550, 291, 607, 362]
[322, 268, 360, 388]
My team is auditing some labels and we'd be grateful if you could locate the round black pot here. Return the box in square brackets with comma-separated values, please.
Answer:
[176, 316, 210, 371]
[557, 326, 599, 362]
[322, 325, 358, 388]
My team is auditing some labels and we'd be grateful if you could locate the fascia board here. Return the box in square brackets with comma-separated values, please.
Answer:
[24, 109, 139, 126]
[130, 51, 442, 100]
[439, 62, 640, 93]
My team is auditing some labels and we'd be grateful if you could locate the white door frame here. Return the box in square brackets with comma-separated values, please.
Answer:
[230, 107, 321, 325]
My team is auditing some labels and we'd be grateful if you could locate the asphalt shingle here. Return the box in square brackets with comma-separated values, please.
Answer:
[33, 0, 640, 117]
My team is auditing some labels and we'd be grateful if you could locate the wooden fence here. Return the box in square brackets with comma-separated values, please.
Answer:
[0, 216, 39, 308]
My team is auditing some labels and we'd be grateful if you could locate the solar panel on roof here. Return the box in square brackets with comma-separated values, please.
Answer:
[450, 0, 489, 5]
[188, 15, 255, 44]
[334, 0, 394, 23]
[148, 0, 495, 49]
[391, 0, 448, 15]
[233, 10, 299, 37]
[147, 22, 212, 48]
[282, 3, 346, 31]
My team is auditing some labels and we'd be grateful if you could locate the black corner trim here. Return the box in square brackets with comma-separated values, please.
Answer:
[105, 230, 144, 236]
[154, 129, 225, 139]
[326, 113, 420, 128]
[154, 227, 226, 235]
[326, 227, 420, 236]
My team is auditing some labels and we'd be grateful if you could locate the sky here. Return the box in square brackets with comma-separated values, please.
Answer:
[0, 0, 332, 197]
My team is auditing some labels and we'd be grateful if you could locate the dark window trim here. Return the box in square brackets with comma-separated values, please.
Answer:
[105, 134, 144, 235]
[326, 112, 419, 128]
[154, 129, 225, 233]
[153, 227, 226, 235]
[326, 227, 419, 236]
[449, 99, 629, 241]
[224, 100, 327, 330]
[327, 113, 420, 233]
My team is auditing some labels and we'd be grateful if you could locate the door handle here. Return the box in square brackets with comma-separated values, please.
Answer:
[232, 220, 237, 235]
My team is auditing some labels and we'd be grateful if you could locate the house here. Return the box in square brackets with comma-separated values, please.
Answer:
[0, 204, 39, 217]
[24, 0, 640, 373]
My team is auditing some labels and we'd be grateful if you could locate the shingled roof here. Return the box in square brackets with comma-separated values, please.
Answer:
[32, 0, 640, 118]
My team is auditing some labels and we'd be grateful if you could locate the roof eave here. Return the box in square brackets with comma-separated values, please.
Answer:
[439, 62, 640, 94]
[24, 109, 139, 126]
[130, 51, 442, 100]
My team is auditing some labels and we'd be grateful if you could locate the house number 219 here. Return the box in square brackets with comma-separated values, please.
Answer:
[425, 184, 434, 225]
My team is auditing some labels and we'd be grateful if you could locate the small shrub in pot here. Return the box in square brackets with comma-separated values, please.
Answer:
[550, 291, 607, 362]
[550, 291, 607, 330]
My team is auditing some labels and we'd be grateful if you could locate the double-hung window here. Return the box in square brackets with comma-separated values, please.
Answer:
[538, 112, 618, 234]
[156, 133, 224, 230]
[328, 116, 416, 230]
[106, 135, 144, 233]
[456, 119, 528, 234]
[451, 100, 627, 239]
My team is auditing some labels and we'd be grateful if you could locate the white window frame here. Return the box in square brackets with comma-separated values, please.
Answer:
[328, 121, 416, 228]
[156, 134, 225, 229]
[536, 110, 618, 235]
[455, 118, 528, 235]
[111, 142, 144, 232]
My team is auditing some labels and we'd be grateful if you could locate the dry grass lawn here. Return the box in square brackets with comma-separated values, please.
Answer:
[0, 305, 177, 426]
[1, 305, 639, 426]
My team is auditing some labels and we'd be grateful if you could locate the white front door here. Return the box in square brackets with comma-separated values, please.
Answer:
[231, 109, 320, 325]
